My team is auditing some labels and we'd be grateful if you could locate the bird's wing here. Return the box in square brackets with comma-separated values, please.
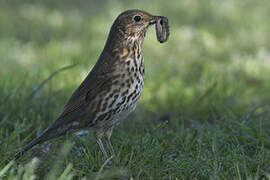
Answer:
[59, 71, 114, 120]
[49, 52, 119, 130]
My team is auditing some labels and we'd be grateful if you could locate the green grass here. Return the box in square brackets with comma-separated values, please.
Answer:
[1, 0, 270, 179]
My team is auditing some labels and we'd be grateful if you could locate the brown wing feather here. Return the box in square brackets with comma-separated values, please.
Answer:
[47, 51, 119, 130]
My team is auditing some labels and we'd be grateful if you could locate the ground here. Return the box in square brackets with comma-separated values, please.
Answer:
[1, 0, 270, 179]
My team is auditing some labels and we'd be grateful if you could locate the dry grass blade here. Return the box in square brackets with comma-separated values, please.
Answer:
[25, 63, 79, 104]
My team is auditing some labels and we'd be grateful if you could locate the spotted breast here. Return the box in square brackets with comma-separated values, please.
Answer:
[91, 37, 145, 129]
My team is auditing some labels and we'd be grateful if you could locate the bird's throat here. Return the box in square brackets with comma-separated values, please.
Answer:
[118, 37, 143, 64]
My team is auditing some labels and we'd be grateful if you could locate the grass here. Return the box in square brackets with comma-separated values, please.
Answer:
[1, 0, 270, 179]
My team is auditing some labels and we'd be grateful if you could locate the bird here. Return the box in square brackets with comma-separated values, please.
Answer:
[14, 9, 169, 160]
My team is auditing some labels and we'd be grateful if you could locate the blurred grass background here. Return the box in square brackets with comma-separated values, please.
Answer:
[1, 0, 270, 179]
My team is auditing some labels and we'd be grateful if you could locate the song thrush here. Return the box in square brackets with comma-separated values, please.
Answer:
[14, 9, 169, 160]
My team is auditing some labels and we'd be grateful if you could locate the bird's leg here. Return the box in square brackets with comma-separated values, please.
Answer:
[95, 129, 108, 159]
[104, 126, 115, 158]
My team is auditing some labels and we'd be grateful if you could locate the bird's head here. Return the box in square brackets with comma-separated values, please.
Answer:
[103, 9, 169, 53]
[113, 9, 156, 39]
[107, 10, 159, 43]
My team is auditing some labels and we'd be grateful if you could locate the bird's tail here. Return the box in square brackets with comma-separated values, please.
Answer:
[13, 127, 54, 160]
[13, 116, 77, 160]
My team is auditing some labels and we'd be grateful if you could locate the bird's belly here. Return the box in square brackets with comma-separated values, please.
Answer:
[109, 103, 137, 126]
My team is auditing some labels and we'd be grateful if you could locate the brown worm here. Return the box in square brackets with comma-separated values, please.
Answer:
[155, 16, 169, 43]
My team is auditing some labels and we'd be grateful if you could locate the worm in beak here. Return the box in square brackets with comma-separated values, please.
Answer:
[154, 16, 170, 43]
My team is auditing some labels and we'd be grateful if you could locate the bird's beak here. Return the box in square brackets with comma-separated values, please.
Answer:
[148, 16, 156, 25]
[147, 16, 166, 25]
[143, 16, 156, 26]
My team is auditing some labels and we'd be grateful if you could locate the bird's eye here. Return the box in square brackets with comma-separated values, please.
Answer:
[133, 15, 141, 22]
